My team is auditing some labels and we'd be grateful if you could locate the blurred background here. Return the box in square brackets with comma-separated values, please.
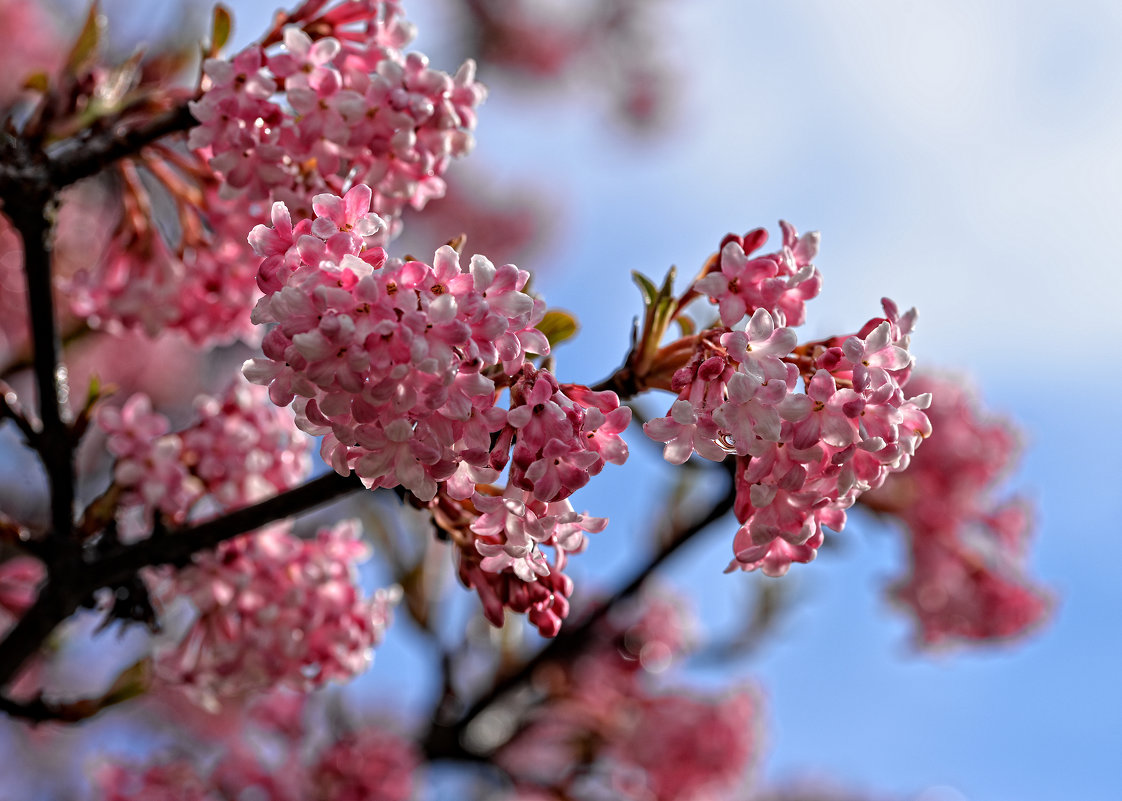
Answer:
[5, 0, 1122, 799]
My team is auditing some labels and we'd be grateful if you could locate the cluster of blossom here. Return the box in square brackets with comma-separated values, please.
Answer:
[97, 380, 311, 539]
[452, 484, 609, 637]
[97, 690, 416, 801]
[66, 184, 264, 345]
[150, 519, 397, 704]
[189, 0, 485, 237]
[862, 374, 1050, 646]
[61, 0, 483, 346]
[497, 593, 757, 800]
[243, 184, 628, 635]
[645, 225, 931, 577]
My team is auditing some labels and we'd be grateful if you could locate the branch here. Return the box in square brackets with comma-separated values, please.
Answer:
[0, 471, 367, 695]
[91, 470, 366, 588]
[0, 384, 39, 446]
[0, 582, 78, 689]
[422, 460, 736, 762]
[2, 185, 79, 577]
[0, 658, 150, 724]
[45, 102, 196, 189]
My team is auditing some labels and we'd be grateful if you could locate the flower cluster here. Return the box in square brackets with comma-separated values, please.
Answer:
[64, 0, 484, 346]
[693, 222, 823, 327]
[498, 593, 758, 801]
[97, 690, 416, 801]
[244, 184, 629, 634]
[313, 728, 418, 801]
[189, 1, 485, 238]
[244, 184, 547, 498]
[862, 373, 1050, 646]
[647, 224, 930, 576]
[66, 186, 264, 345]
[454, 485, 608, 637]
[151, 519, 397, 704]
[97, 380, 311, 539]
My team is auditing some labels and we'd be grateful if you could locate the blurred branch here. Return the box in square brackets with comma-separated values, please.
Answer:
[421, 458, 736, 762]
[692, 579, 790, 666]
[0, 657, 150, 724]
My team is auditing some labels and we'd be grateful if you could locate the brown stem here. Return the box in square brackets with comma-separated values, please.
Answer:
[0, 582, 78, 689]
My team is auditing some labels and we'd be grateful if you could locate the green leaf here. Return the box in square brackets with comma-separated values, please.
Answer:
[650, 266, 678, 332]
[66, 2, 105, 74]
[537, 309, 579, 349]
[631, 271, 659, 307]
[658, 265, 677, 297]
[675, 314, 696, 337]
[208, 4, 233, 57]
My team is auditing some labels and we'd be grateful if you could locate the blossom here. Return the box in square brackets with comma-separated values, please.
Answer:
[152, 520, 397, 704]
[693, 222, 823, 327]
[244, 190, 611, 508]
[862, 373, 1050, 646]
[97, 382, 311, 539]
[190, 9, 487, 237]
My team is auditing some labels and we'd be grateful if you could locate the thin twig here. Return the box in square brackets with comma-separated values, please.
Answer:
[0, 384, 39, 446]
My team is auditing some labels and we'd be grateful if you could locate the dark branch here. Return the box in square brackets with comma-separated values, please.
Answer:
[0, 582, 78, 689]
[9, 195, 76, 556]
[0, 693, 68, 724]
[92, 470, 366, 588]
[45, 102, 196, 189]
[0, 386, 39, 446]
[422, 460, 737, 762]
[0, 471, 367, 697]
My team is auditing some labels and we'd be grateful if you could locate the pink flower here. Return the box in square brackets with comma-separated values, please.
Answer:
[694, 222, 823, 327]
[153, 520, 397, 704]
[863, 372, 1050, 647]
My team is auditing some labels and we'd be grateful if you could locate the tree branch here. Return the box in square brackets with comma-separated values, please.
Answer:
[422, 459, 736, 762]
[45, 102, 197, 190]
[0, 582, 78, 689]
[8, 196, 75, 557]
[93, 470, 367, 587]
[0, 471, 368, 696]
